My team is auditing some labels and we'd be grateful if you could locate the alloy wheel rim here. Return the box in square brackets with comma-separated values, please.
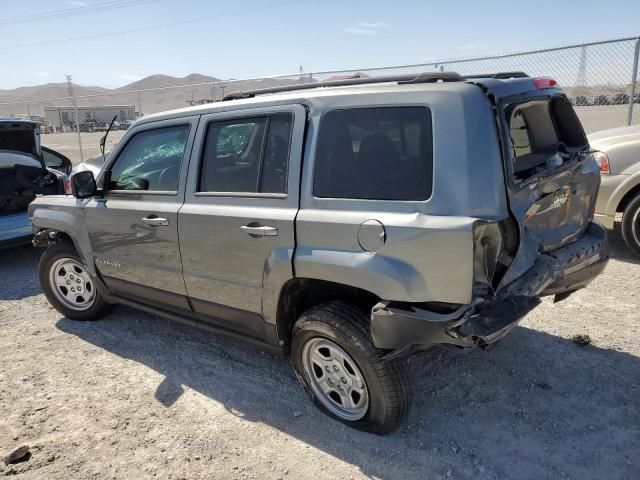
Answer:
[302, 337, 369, 421]
[48, 257, 96, 311]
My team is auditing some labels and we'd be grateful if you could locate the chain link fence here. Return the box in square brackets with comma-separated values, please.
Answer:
[1, 36, 638, 164]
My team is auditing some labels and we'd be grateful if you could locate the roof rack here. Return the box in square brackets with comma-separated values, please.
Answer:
[220, 71, 531, 101]
[465, 71, 529, 79]
[221, 72, 465, 101]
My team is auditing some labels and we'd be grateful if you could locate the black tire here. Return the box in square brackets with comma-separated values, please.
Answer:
[291, 302, 410, 434]
[621, 194, 640, 258]
[39, 241, 115, 321]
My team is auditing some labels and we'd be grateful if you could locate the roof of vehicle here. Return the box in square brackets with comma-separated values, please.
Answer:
[137, 73, 549, 126]
[0, 116, 39, 125]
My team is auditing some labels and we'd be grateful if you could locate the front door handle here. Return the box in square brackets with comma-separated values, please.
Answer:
[240, 224, 278, 237]
[142, 215, 169, 226]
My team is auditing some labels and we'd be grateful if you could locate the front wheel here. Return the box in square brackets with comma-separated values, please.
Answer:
[39, 241, 115, 320]
[291, 302, 410, 434]
[621, 194, 640, 258]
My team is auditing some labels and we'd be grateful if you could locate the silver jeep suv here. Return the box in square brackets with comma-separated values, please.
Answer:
[30, 72, 608, 433]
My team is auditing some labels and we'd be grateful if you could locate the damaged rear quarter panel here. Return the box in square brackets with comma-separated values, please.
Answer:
[294, 86, 509, 305]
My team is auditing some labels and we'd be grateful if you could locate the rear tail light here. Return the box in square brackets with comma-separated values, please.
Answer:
[64, 179, 72, 195]
[533, 77, 558, 89]
[593, 151, 610, 174]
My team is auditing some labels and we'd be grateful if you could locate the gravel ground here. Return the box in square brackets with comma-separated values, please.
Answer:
[0, 229, 638, 480]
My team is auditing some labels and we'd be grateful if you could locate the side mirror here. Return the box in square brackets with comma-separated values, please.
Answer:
[71, 171, 97, 198]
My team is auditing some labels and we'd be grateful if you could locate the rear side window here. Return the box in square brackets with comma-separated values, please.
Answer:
[313, 107, 433, 200]
[199, 113, 292, 194]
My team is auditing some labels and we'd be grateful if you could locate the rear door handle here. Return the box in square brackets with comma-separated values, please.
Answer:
[142, 215, 169, 226]
[240, 225, 278, 237]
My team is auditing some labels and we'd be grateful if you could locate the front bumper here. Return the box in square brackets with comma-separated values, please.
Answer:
[371, 222, 608, 357]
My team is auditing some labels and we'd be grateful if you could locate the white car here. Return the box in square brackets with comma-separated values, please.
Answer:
[0, 117, 71, 248]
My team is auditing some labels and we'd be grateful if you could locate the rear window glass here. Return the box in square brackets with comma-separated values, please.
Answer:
[506, 95, 587, 179]
[0, 124, 37, 157]
[313, 107, 433, 200]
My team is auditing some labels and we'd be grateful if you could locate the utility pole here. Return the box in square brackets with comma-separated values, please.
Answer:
[575, 46, 588, 104]
[627, 38, 639, 126]
[66, 74, 84, 162]
[220, 84, 226, 99]
[137, 91, 142, 116]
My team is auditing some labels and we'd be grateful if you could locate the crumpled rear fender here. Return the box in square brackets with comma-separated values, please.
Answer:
[293, 246, 431, 302]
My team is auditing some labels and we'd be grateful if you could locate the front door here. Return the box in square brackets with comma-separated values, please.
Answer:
[178, 105, 305, 338]
[84, 116, 198, 313]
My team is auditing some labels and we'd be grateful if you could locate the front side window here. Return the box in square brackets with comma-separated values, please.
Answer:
[199, 113, 292, 194]
[108, 124, 189, 191]
[313, 107, 433, 200]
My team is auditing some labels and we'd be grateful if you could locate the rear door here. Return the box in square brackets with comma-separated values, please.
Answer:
[178, 104, 305, 338]
[84, 116, 198, 313]
[498, 92, 601, 285]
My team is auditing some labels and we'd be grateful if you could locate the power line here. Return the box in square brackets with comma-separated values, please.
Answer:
[0, 0, 157, 27]
[0, 0, 306, 50]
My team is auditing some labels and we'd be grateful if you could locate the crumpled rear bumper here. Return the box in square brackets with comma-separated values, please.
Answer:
[371, 222, 608, 357]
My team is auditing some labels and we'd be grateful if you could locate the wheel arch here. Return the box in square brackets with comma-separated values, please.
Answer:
[31, 207, 94, 274]
[616, 182, 640, 214]
[276, 278, 379, 350]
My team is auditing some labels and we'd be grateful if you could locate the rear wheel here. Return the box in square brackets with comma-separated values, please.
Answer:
[621, 194, 640, 258]
[39, 241, 115, 320]
[291, 302, 410, 434]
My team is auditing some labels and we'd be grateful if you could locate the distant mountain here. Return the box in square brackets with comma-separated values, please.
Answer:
[0, 82, 109, 103]
[117, 73, 221, 91]
[0, 73, 305, 117]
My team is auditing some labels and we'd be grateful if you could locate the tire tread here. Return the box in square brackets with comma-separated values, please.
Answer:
[293, 301, 410, 434]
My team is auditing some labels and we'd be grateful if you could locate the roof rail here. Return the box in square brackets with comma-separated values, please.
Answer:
[465, 71, 529, 79]
[222, 72, 465, 101]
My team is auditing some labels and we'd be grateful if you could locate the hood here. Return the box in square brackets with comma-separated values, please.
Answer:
[588, 125, 640, 152]
[71, 153, 107, 176]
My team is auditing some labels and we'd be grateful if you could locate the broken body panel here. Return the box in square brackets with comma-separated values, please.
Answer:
[371, 81, 608, 356]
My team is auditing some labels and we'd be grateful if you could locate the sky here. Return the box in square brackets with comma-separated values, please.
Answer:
[0, 0, 639, 90]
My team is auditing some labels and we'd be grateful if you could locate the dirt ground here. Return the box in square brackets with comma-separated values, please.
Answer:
[0, 229, 638, 480]
[41, 131, 125, 165]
